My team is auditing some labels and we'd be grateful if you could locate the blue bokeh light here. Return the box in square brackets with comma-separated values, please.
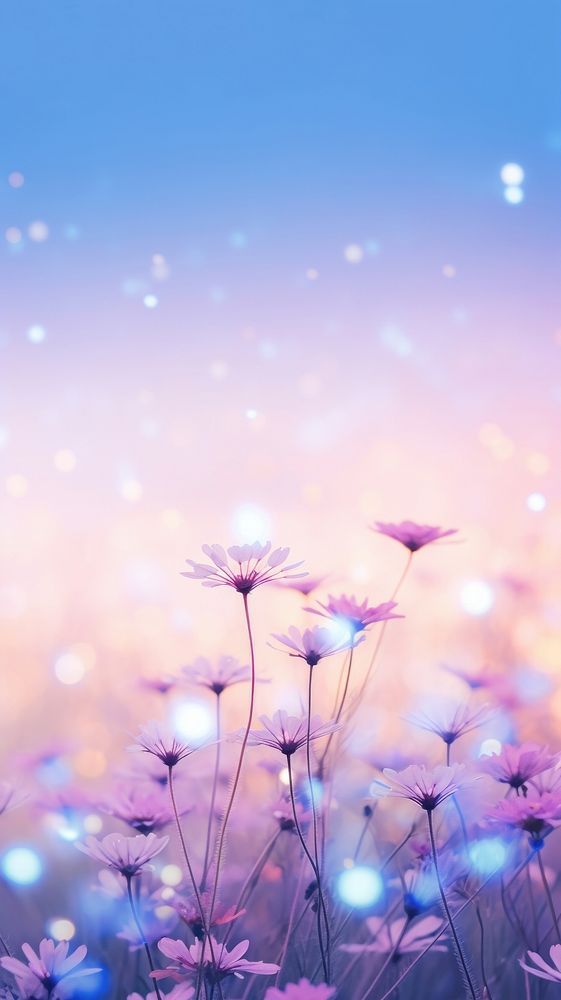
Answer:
[1, 846, 43, 885]
[469, 838, 508, 875]
[337, 866, 383, 908]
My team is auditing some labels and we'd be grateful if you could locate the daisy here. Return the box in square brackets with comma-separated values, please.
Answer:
[153, 936, 279, 987]
[520, 944, 561, 983]
[128, 724, 202, 769]
[271, 625, 361, 667]
[75, 832, 169, 877]
[377, 764, 473, 811]
[247, 711, 341, 756]
[181, 656, 252, 695]
[304, 595, 402, 635]
[407, 703, 492, 747]
[479, 743, 560, 790]
[372, 520, 457, 552]
[265, 980, 336, 999]
[101, 784, 179, 835]
[341, 915, 447, 956]
[485, 792, 561, 847]
[0, 939, 100, 1000]
[276, 575, 329, 596]
[182, 541, 305, 594]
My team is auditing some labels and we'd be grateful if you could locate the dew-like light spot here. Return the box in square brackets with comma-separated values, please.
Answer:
[54, 651, 87, 685]
[504, 186, 524, 205]
[27, 325, 46, 344]
[500, 163, 524, 186]
[54, 449, 77, 473]
[231, 502, 271, 543]
[1, 846, 42, 885]
[344, 244, 364, 264]
[460, 580, 495, 616]
[5, 227, 22, 244]
[479, 738, 502, 758]
[28, 220, 49, 242]
[337, 866, 383, 907]
[83, 814, 103, 834]
[527, 492, 547, 512]
[143, 293, 159, 308]
[469, 838, 507, 875]
[172, 700, 213, 744]
[8, 171, 24, 188]
[161, 864, 183, 886]
[6, 474, 29, 498]
[48, 918, 76, 941]
[279, 767, 290, 787]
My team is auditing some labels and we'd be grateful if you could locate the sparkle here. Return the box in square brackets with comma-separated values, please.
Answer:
[527, 492, 547, 512]
[344, 243, 364, 264]
[246, 408, 258, 420]
[337, 866, 383, 907]
[27, 324, 46, 344]
[161, 864, 183, 886]
[172, 700, 214, 744]
[460, 580, 495, 616]
[54, 651, 87, 685]
[500, 162, 524, 185]
[479, 738, 502, 757]
[1, 846, 42, 885]
[48, 918, 76, 941]
[28, 220, 49, 242]
[143, 294, 159, 308]
[232, 502, 272, 543]
[504, 185, 524, 205]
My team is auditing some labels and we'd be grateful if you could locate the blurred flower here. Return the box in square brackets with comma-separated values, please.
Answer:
[276, 575, 328, 596]
[485, 792, 561, 847]
[372, 521, 457, 552]
[153, 936, 279, 985]
[172, 894, 243, 938]
[441, 664, 493, 690]
[118, 905, 177, 949]
[247, 711, 341, 756]
[182, 542, 305, 594]
[377, 764, 473, 811]
[76, 832, 168, 877]
[520, 944, 561, 984]
[479, 743, 560, 790]
[181, 656, 251, 695]
[128, 988, 194, 1000]
[304, 595, 402, 634]
[265, 980, 336, 999]
[0, 939, 100, 999]
[128, 724, 201, 768]
[407, 703, 492, 747]
[341, 915, 447, 955]
[138, 676, 176, 696]
[271, 625, 361, 667]
[100, 784, 181, 834]
[531, 767, 561, 795]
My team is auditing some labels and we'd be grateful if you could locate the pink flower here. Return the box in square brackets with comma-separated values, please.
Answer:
[101, 784, 178, 834]
[153, 936, 279, 986]
[265, 980, 336, 999]
[271, 625, 362, 667]
[0, 939, 100, 999]
[247, 711, 341, 756]
[172, 893, 244, 938]
[407, 703, 492, 747]
[182, 542, 305, 594]
[181, 656, 252, 695]
[520, 944, 561, 983]
[372, 520, 457, 552]
[304, 595, 402, 634]
[76, 831, 168, 877]
[377, 763, 473, 811]
[479, 743, 560, 790]
[128, 723, 202, 769]
[276, 575, 329, 596]
[441, 663, 493, 690]
[341, 915, 447, 956]
[485, 791, 561, 847]
[138, 675, 177, 696]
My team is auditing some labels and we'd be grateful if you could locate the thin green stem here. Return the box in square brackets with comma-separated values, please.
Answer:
[427, 809, 477, 1000]
[125, 876, 163, 1000]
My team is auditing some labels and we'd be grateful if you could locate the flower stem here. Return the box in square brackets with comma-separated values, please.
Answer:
[287, 754, 329, 980]
[125, 875, 163, 1000]
[201, 693, 222, 891]
[306, 664, 331, 980]
[427, 809, 478, 1000]
[537, 847, 560, 938]
[319, 647, 355, 771]
[358, 919, 410, 1000]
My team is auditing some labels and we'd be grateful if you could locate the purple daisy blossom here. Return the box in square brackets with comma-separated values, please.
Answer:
[485, 791, 561, 847]
[372, 520, 458, 552]
[128, 723, 203, 769]
[100, 784, 181, 835]
[520, 944, 561, 984]
[182, 541, 305, 594]
[479, 743, 560, 790]
[0, 939, 100, 1000]
[75, 831, 169, 877]
[153, 936, 279, 986]
[180, 655, 252, 695]
[304, 595, 402, 635]
[406, 703, 493, 747]
[271, 625, 362, 667]
[265, 980, 337, 999]
[376, 763, 474, 811]
[246, 711, 341, 756]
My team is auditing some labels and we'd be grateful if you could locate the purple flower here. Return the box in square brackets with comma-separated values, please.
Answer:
[485, 791, 561, 847]
[0, 939, 100, 999]
[128, 723, 202, 769]
[153, 936, 279, 986]
[373, 520, 457, 552]
[376, 764, 474, 811]
[75, 831, 168, 877]
[181, 656, 252, 695]
[246, 711, 341, 756]
[265, 980, 336, 999]
[128, 988, 194, 1000]
[182, 542, 305, 594]
[479, 743, 560, 790]
[341, 915, 447, 956]
[407, 703, 492, 747]
[271, 625, 361, 667]
[101, 784, 179, 834]
[304, 595, 402, 634]
[520, 944, 561, 984]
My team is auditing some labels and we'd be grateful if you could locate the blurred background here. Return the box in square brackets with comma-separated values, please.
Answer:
[1, 0, 561, 891]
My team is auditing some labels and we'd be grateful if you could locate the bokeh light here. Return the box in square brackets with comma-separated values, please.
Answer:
[337, 866, 383, 908]
[1, 847, 43, 885]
